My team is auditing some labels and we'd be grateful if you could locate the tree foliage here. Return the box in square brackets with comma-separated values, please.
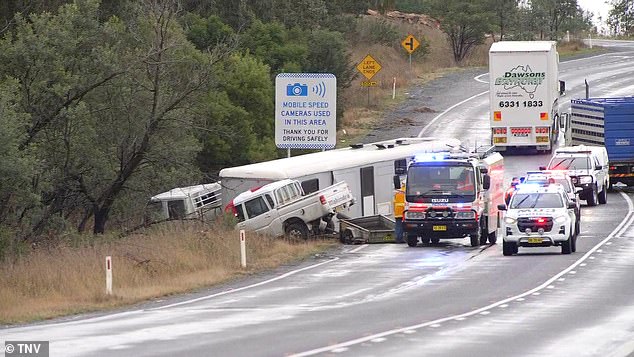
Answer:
[608, 0, 634, 36]
[429, 0, 493, 63]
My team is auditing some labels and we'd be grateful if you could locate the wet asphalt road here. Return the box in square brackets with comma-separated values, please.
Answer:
[3, 41, 634, 357]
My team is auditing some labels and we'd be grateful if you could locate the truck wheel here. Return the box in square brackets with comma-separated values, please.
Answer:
[286, 222, 309, 240]
[587, 186, 598, 206]
[488, 231, 497, 244]
[575, 220, 580, 238]
[502, 241, 516, 256]
[431, 237, 440, 244]
[561, 235, 572, 254]
[479, 225, 488, 245]
[406, 233, 418, 247]
[470, 229, 480, 247]
[598, 183, 607, 204]
[571, 233, 577, 253]
[421, 236, 431, 245]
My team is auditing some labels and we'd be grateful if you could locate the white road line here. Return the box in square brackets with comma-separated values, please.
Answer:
[152, 257, 340, 310]
[291, 192, 634, 357]
[417, 91, 489, 137]
[349, 244, 369, 253]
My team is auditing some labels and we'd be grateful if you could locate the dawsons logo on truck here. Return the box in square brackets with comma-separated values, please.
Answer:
[494, 65, 545, 99]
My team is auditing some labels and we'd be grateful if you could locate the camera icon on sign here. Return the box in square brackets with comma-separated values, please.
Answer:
[286, 83, 308, 96]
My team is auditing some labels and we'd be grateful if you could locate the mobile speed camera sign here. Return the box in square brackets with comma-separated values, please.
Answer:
[275, 73, 337, 149]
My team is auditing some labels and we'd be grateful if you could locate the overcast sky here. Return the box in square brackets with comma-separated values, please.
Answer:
[577, 0, 611, 30]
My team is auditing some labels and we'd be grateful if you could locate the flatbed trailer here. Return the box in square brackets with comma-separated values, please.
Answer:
[339, 215, 395, 244]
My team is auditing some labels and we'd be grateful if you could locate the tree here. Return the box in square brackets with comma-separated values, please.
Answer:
[429, 0, 493, 63]
[530, 0, 579, 39]
[608, 0, 634, 36]
[489, 0, 519, 40]
[0, 0, 230, 236]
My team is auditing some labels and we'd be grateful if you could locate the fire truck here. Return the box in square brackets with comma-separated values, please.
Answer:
[397, 146, 505, 247]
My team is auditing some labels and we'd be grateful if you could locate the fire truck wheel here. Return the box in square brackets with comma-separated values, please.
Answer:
[406, 233, 418, 247]
[488, 231, 497, 244]
[470, 230, 480, 247]
[431, 237, 440, 244]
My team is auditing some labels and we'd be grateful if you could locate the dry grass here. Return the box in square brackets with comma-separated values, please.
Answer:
[0, 222, 335, 324]
[339, 15, 490, 142]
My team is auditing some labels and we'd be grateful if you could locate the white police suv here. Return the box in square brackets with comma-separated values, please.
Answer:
[498, 184, 577, 256]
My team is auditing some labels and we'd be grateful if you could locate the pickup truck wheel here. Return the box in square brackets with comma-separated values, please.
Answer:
[561, 235, 572, 254]
[406, 233, 418, 247]
[286, 222, 309, 240]
[502, 241, 516, 256]
[598, 183, 607, 204]
[586, 186, 598, 206]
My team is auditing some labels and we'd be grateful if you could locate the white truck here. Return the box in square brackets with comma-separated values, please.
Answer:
[541, 145, 609, 206]
[397, 146, 505, 247]
[489, 41, 566, 153]
[226, 179, 354, 239]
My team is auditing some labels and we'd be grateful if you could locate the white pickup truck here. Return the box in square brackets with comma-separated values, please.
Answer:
[227, 179, 354, 239]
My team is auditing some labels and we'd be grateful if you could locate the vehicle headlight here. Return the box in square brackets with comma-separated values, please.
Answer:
[455, 210, 476, 219]
[405, 211, 425, 219]
[555, 215, 568, 223]
[579, 175, 593, 184]
[504, 216, 517, 224]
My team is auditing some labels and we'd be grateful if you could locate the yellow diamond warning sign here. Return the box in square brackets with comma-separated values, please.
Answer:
[357, 54, 382, 80]
[401, 34, 420, 54]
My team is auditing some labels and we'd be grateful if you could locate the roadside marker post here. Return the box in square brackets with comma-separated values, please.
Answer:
[105, 256, 113, 295]
[240, 230, 247, 268]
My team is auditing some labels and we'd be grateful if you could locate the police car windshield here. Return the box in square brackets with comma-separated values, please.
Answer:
[510, 193, 564, 209]
[548, 157, 589, 170]
[407, 165, 475, 196]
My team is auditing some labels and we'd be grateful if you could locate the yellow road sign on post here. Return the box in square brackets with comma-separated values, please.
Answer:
[357, 54, 382, 80]
[401, 34, 420, 54]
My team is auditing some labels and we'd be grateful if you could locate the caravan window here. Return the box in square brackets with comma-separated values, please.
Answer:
[301, 179, 319, 194]
[244, 196, 270, 219]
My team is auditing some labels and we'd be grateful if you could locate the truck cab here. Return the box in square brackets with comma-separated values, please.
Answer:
[398, 147, 504, 247]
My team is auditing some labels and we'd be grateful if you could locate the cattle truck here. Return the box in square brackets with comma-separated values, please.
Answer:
[489, 41, 566, 153]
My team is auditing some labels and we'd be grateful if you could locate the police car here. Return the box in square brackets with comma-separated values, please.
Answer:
[498, 184, 577, 256]
[523, 171, 581, 234]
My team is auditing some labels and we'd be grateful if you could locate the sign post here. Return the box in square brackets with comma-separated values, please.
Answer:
[356, 54, 382, 106]
[105, 256, 112, 295]
[401, 34, 420, 70]
[240, 230, 246, 268]
[275, 73, 337, 154]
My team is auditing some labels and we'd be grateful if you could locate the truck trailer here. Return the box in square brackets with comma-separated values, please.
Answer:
[569, 97, 634, 187]
[489, 41, 565, 153]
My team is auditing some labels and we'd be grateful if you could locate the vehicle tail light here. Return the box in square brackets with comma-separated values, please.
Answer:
[492, 128, 507, 135]
[320, 195, 327, 205]
[511, 127, 531, 134]
[535, 127, 549, 134]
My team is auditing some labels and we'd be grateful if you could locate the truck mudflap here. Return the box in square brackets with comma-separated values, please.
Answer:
[403, 219, 478, 238]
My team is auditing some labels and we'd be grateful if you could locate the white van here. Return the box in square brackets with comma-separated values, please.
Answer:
[543, 145, 609, 206]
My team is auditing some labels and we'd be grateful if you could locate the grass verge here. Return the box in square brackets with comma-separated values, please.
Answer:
[0, 221, 336, 324]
